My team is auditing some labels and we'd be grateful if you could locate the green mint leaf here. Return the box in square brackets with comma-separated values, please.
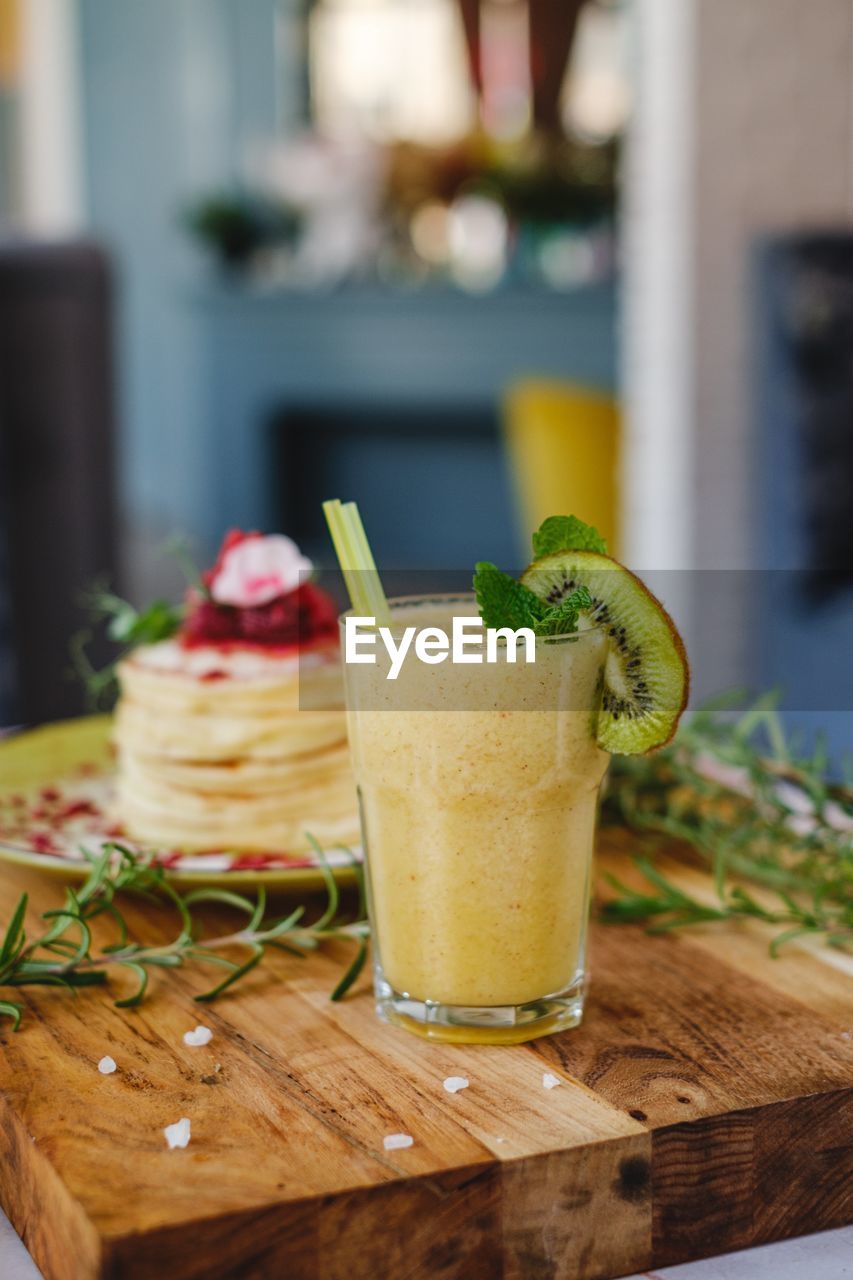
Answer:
[532, 515, 608, 559]
[86, 584, 184, 647]
[106, 600, 182, 646]
[533, 586, 593, 636]
[473, 562, 544, 631]
[121, 601, 184, 646]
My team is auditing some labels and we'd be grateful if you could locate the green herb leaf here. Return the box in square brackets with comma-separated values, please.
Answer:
[0, 842, 370, 1028]
[109, 600, 183, 647]
[183, 888, 258, 914]
[330, 934, 369, 1001]
[532, 515, 608, 558]
[195, 947, 263, 1002]
[473, 562, 544, 631]
[601, 692, 853, 955]
[162, 533, 206, 593]
[0, 1000, 24, 1032]
[533, 586, 593, 636]
[114, 960, 149, 1008]
[0, 894, 28, 968]
[306, 833, 340, 930]
[73, 584, 185, 709]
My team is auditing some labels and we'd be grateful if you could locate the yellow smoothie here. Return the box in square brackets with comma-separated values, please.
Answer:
[342, 597, 610, 1033]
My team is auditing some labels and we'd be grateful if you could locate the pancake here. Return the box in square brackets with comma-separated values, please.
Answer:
[113, 639, 360, 854]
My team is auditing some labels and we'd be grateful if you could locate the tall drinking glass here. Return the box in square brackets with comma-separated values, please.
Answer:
[341, 595, 610, 1044]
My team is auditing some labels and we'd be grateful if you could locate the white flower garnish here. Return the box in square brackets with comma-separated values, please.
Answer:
[211, 534, 312, 607]
[97, 1055, 117, 1075]
[164, 1117, 191, 1149]
[183, 1024, 213, 1047]
[443, 1076, 469, 1094]
[542, 1072, 562, 1090]
[382, 1133, 413, 1151]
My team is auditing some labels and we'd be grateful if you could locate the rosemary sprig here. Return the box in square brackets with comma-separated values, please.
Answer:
[0, 843, 369, 1032]
[602, 692, 853, 954]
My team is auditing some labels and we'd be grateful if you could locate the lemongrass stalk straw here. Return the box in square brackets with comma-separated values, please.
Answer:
[323, 499, 391, 626]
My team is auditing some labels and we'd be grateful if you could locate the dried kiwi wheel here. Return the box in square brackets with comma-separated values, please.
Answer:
[521, 551, 689, 754]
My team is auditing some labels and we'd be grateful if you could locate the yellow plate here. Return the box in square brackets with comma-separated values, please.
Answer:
[0, 716, 358, 892]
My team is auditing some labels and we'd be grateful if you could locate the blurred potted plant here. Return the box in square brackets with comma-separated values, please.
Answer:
[184, 193, 302, 272]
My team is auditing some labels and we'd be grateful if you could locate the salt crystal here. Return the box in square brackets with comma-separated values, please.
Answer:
[183, 1025, 213, 1047]
[443, 1076, 469, 1094]
[97, 1056, 117, 1075]
[164, 1118, 191, 1150]
[542, 1072, 562, 1090]
[383, 1133, 413, 1151]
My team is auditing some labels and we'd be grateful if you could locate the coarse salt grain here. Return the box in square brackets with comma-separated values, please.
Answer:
[183, 1025, 213, 1047]
[542, 1073, 562, 1090]
[443, 1076, 469, 1094]
[383, 1133, 413, 1151]
[97, 1056, 117, 1075]
[164, 1118, 191, 1149]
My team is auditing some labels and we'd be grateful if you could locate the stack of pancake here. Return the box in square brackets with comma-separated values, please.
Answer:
[113, 639, 360, 854]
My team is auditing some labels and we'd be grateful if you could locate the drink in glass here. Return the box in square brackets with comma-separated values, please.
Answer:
[342, 595, 609, 1044]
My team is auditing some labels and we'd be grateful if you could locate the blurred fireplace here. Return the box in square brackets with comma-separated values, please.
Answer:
[271, 402, 519, 575]
[187, 283, 616, 582]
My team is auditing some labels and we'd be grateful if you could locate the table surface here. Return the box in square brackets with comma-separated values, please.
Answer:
[4, 1212, 852, 1279]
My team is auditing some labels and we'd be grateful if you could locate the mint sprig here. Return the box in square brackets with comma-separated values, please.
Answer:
[473, 514, 604, 635]
[473, 562, 543, 631]
[534, 586, 593, 636]
[72, 586, 185, 710]
[94, 593, 184, 647]
[532, 515, 607, 559]
[472, 563, 591, 637]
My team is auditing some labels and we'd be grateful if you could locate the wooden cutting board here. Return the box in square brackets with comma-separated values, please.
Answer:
[0, 831, 851, 1280]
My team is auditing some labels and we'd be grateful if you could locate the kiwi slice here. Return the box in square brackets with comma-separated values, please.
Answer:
[521, 550, 689, 754]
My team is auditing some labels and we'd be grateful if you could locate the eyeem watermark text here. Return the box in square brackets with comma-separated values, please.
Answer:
[345, 616, 536, 680]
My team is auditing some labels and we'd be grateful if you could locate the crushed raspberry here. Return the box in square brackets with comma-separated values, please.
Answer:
[55, 799, 101, 821]
[200, 670, 227, 682]
[181, 581, 338, 650]
[239, 592, 302, 642]
[182, 595, 240, 644]
[31, 832, 60, 854]
[40, 787, 62, 803]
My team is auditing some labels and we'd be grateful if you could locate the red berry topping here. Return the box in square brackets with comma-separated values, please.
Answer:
[180, 579, 338, 651]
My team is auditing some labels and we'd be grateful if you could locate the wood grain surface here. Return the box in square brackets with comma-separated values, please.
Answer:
[0, 832, 851, 1280]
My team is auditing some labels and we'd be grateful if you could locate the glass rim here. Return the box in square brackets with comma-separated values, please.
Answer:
[337, 592, 606, 642]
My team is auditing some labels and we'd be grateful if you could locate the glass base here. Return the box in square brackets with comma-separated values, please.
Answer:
[374, 970, 586, 1045]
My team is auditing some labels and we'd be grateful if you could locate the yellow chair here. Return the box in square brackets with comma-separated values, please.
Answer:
[503, 379, 620, 558]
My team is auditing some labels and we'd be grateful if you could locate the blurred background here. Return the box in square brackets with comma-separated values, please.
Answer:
[0, 0, 850, 762]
